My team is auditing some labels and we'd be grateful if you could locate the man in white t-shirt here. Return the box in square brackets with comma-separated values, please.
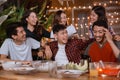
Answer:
[0, 22, 40, 61]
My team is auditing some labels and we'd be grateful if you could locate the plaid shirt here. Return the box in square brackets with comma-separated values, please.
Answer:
[48, 39, 89, 63]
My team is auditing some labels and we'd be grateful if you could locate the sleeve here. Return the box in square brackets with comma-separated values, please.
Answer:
[117, 53, 120, 62]
[84, 46, 90, 56]
[84, 43, 92, 55]
[0, 39, 9, 56]
[42, 27, 50, 38]
[109, 26, 116, 35]
[50, 30, 54, 38]
[29, 38, 40, 49]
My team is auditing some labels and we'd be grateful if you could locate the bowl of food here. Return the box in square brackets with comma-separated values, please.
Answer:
[32, 60, 49, 72]
[2, 61, 21, 71]
[100, 62, 120, 76]
[11, 66, 35, 74]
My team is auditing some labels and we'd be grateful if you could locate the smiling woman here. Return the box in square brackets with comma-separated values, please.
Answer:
[21, 10, 51, 60]
[21, 10, 50, 41]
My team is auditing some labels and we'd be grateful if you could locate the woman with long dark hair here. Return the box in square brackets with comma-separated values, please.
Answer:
[89, 6, 119, 39]
[21, 10, 50, 60]
[21, 10, 50, 41]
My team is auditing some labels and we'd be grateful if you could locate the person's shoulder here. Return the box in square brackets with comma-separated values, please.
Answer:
[4, 38, 13, 42]
[48, 41, 58, 48]
[68, 38, 82, 42]
[48, 41, 57, 45]
[26, 37, 38, 42]
[67, 39, 83, 45]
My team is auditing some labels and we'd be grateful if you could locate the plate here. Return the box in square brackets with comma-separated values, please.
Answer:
[11, 67, 36, 74]
[57, 70, 85, 78]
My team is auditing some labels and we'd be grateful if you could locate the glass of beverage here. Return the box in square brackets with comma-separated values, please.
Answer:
[89, 62, 99, 77]
[48, 61, 57, 77]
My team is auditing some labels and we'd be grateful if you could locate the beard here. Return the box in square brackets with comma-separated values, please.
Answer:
[95, 34, 106, 44]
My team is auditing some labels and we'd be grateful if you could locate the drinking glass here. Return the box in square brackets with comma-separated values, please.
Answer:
[48, 61, 57, 77]
[89, 62, 99, 77]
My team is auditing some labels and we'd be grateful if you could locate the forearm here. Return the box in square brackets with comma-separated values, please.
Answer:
[0, 54, 11, 61]
[44, 45, 52, 60]
[108, 41, 120, 58]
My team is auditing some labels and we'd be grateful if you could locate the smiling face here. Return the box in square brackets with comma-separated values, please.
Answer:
[93, 25, 106, 43]
[26, 12, 38, 26]
[59, 13, 67, 26]
[54, 29, 68, 44]
[90, 11, 98, 24]
[12, 27, 26, 43]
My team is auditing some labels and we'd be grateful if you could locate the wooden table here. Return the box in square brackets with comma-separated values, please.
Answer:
[0, 68, 119, 80]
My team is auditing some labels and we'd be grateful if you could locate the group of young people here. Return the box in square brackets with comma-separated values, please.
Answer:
[0, 5, 120, 65]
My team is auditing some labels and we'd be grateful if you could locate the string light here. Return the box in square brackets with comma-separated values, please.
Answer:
[110, 23, 113, 26]
[88, 6, 92, 9]
[103, 3, 107, 7]
[86, 26, 89, 28]
[82, 17, 85, 20]
[68, 7, 71, 10]
[67, 17, 70, 20]
[86, 33, 88, 35]
[75, 23, 78, 26]
[55, 7, 58, 9]
[59, 7, 62, 10]
[73, 6, 76, 9]
[64, 7, 67, 10]
[109, 0, 112, 3]
[76, 27, 79, 30]
[49, 0, 120, 37]
[99, 3, 102, 5]
[51, 6, 53, 9]
[47, 6, 49, 8]
[111, 16, 114, 18]
[43, 15, 46, 17]
[79, 6, 81, 9]
[77, 18, 80, 20]
[81, 25, 83, 28]
[116, 18, 119, 20]
[72, 18, 74, 21]
[87, 17, 90, 20]
[83, 6, 86, 9]
[115, 1, 118, 4]
[108, 13, 111, 16]
[93, 3, 97, 6]
[115, 21, 118, 23]
[80, 34, 83, 37]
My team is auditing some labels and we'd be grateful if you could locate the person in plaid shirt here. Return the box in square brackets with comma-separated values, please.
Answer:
[44, 24, 89, 66]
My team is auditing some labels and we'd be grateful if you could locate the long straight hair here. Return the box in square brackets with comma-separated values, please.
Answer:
[92, 6, 108, 23]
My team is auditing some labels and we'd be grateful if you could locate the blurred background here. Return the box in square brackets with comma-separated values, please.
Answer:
[0, 0, 120, 45]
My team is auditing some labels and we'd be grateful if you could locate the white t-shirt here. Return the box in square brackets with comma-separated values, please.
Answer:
[50, 24, 77, 38]
[55, 43, 69, 66]
[0, 38, 40, 61]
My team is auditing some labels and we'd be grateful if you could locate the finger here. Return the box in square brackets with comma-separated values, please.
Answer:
[38, 52, 43, 57]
